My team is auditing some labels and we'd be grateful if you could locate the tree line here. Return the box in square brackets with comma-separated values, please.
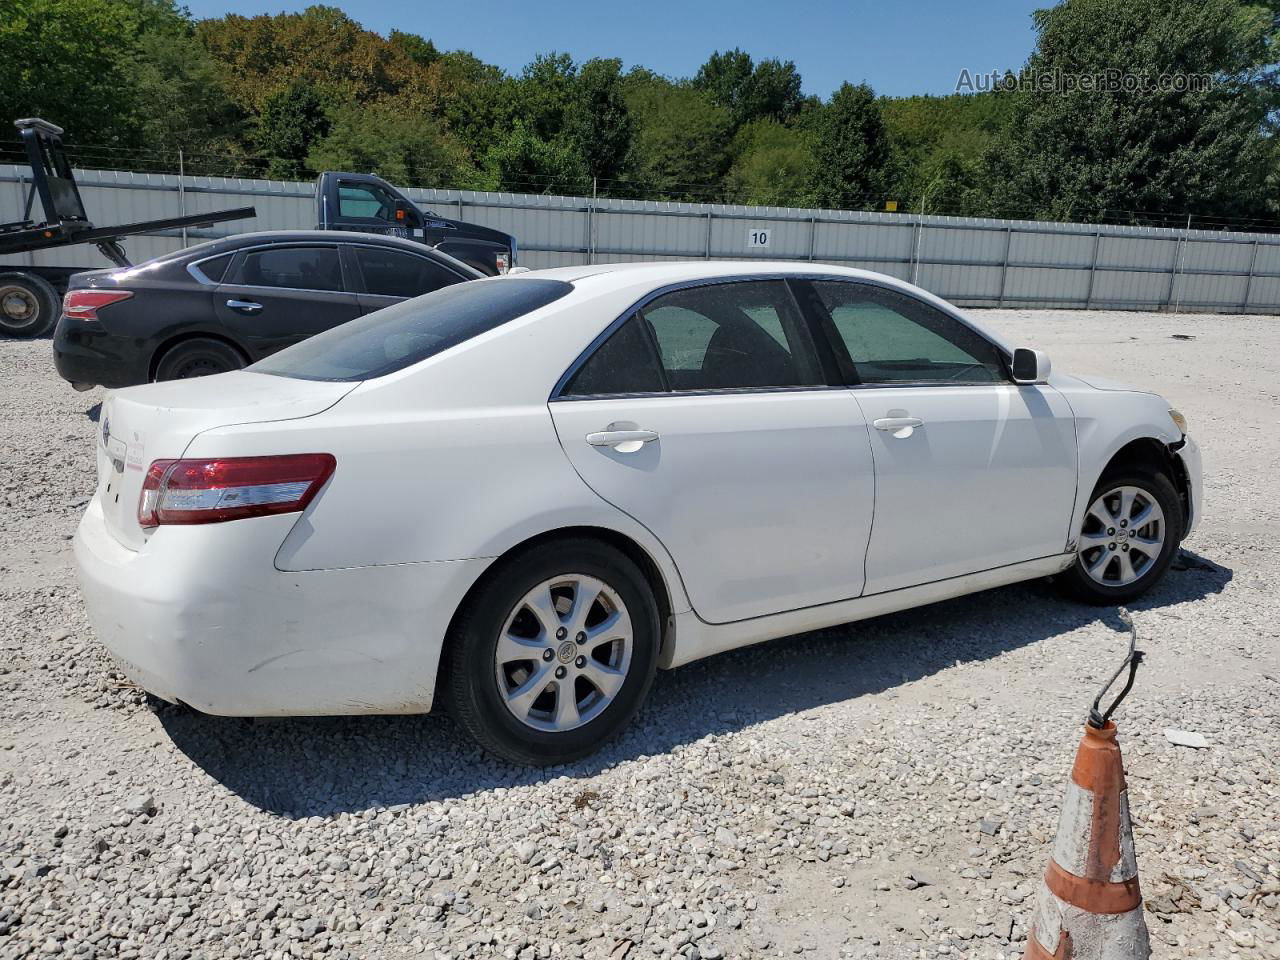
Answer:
[2, 0, 1278, 226]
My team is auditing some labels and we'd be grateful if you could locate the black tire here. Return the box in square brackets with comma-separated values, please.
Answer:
[444, 538, 660, 765]
[0, 272, 58, 338]
[1058, 467, 1183, 605]
[154, 337, 245, 382]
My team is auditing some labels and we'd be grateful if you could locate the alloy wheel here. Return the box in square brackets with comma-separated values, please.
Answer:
[494, 574, 633, 732]
[1078, 484, 1166, 586]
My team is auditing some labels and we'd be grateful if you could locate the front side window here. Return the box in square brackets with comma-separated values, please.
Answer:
[640, 280, 823, 391]
[338, 182, 398, 221]
[230, 246, 343, 293]
[353, 246, 464, 299]
[813, 281, 1006, 384]
[250, 278, 573, 382]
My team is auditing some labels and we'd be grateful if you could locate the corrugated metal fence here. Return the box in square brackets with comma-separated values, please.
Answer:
[4, 163, 1279, 313]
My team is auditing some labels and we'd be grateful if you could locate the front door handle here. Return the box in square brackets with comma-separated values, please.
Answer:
[586, 429, 659, 453]
[226, 299, 263, 315]
[873, 416, 924, 438]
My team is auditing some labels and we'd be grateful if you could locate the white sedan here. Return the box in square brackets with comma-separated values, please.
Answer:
[75, 262, 1202, 764]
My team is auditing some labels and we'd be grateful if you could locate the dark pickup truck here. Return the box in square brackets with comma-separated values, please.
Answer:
[316, 171, 516, 277]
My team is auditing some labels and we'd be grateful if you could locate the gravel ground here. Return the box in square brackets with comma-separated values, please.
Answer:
[0, 309, 1277, 960]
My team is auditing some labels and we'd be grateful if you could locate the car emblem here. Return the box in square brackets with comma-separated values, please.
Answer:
[556, 640, 576, 664]
[101, 417, 110, 448]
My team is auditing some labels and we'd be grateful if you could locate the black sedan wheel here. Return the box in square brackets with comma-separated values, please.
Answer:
[154, 338, 246, 382]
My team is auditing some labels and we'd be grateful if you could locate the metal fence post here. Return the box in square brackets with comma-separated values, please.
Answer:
[587, 178, 597, 265]
[910, 220, 923, 284]
[1167, 214, 1191, 312]
[177, 149, 188, 247]
[1084, 229, 1102, 309]
[1174, 213, 1192, 314]
[808, 216, 817, 261]
[997, 226, 1012, 306]
[1241, 239, 1260, 313]
[705, 210, 713, 260]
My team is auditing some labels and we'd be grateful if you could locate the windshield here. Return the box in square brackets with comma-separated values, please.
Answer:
[249, 277, 574, 382]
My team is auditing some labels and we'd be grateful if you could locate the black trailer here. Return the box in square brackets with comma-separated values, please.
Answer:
[0, 118, 255, 337]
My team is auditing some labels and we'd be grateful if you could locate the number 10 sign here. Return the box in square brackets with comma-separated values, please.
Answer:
[747, 228, 772, 248]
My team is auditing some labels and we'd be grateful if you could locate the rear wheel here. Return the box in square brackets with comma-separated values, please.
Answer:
[154, 338, 245, 382]
[1059, 468, 1182, 604]
[0, 272, 58, 338]
[444, 538, 660, 765]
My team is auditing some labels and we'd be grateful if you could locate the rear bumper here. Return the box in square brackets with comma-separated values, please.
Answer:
[53, 319, 149, 388]
[74, 497, 491, 715]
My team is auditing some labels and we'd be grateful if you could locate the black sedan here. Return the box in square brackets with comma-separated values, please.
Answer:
[52, 230, 484, 389]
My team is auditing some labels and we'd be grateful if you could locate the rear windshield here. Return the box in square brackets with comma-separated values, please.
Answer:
[249, 278, 573, 381]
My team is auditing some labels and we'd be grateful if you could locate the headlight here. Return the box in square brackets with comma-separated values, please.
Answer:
[1169, 409, 1188, 434]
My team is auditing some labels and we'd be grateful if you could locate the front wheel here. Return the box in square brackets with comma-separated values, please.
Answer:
[1058, 468, 1183, 604]
[444, 539, 660, 765]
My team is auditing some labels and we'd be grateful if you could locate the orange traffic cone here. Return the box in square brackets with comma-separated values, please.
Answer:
[1024, 616, 1151, 960]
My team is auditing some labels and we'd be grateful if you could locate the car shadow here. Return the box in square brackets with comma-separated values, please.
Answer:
[158, 549, 1232, 818]
[86, 401, 101, 423]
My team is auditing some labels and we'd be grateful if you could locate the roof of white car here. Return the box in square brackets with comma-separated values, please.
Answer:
[529, 260, 891, 287]
[520, 260, 1012, 351]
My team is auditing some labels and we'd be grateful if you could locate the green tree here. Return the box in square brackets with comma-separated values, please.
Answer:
[880, 92, 1014, 213]
[0, 0, 142, 146]
[482, 120, 589, 194]
[564, 58, 633, 189]
[307, 99, 470, 187]
[725, 119, 815, 205]
[388, 29, 439, 68]
[624, 74, 734, 199]
[514, 52, 578, 141]
[256, 82, 331, 179]
[808, 82, 892, 209]
[694, 49, 804, 127]
[993, 0, 1278, 222]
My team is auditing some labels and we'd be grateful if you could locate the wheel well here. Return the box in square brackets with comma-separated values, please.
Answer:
[1100, 437, 1190, 530]
[149, 332, 249, 381]
[437, 526, 676, 695]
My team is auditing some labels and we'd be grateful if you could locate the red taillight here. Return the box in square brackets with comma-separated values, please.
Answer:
[137, 454, 336, 527]
[63, 289, 134, 320]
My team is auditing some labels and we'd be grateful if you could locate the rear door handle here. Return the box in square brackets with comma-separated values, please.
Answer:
[226, 299, 263, 315]
[873, 416, 924, 438]
[586, 429, 659, 452]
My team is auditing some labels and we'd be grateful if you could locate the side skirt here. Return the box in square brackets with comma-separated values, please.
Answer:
[662, 553, 1076, 668]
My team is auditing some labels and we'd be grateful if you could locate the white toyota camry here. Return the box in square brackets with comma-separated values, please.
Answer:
[76, 262, 1202, 763]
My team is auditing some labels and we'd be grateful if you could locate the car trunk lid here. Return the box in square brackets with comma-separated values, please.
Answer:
[95, 371, 356, 550]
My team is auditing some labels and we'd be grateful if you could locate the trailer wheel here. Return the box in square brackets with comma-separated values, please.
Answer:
[0, 272, 58, 338]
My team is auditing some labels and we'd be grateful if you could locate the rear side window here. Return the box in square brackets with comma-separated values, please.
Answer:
[562, 315, 666, 396]
[353, 246, 464, 299]
[191, 253, 234, 283]
[230, 246, 343, 292]
[250, 278, 573, 381]
[641, 281, 823, 391]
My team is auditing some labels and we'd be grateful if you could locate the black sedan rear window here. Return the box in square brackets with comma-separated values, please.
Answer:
[249, 278, 573, 381]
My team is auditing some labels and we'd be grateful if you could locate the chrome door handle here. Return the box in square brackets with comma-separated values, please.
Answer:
[226, 299, 263, 314]
[873, 417, 923, 431]
[873, 416, 923, 438]
[586, 429, 659, 451]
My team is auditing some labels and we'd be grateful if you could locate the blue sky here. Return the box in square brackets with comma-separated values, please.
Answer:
[182, 0, 1047, 99]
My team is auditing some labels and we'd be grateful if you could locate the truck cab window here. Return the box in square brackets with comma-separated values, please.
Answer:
[338, 183, 398, 222]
